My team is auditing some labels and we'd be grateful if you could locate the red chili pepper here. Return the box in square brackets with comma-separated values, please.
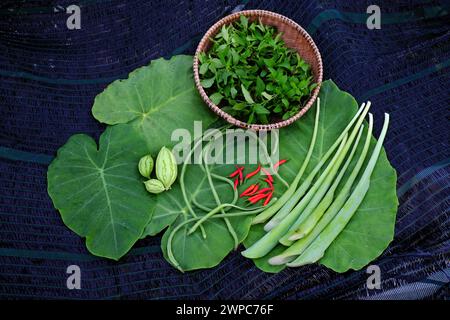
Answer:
[245, 164, 261, 180]
[247, 184, 260, 196]
[274, 159, 287, 169]
[263, 192, 273, 206]
[261, 168, 273, 182]
[233, 178, 239, 190]
[229, 166, 244, 178]
[264, 177, 274, 189]
[229, 170, 240, 178]
[248, 193, 269, 204]
[257, 187, 273, 194]
[239, 168, 244, 184]
[240, 184, 259, 197]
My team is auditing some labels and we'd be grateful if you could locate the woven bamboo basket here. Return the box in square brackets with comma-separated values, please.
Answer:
[194, 10, 323, 131]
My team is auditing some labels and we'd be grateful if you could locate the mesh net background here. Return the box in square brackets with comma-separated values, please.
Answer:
[0, 0, 448, 299]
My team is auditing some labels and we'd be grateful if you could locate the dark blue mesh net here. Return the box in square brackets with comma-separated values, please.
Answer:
[0, 0, 448, 299]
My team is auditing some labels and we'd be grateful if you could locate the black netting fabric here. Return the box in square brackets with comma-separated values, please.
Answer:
[0, 0, 449, 299]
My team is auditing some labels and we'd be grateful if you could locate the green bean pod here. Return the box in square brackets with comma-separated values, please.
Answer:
[279, 109, 370, 246]
[263, 101, 370, 230]
[269, 114, 373, 265]
[291, 124, 364, 240]
[287, 113, 389, 267]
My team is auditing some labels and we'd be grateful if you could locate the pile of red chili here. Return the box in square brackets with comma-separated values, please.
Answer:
[229, 160, 287, 206]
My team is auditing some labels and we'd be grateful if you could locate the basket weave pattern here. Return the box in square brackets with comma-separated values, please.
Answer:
[194, 10, 323, 131]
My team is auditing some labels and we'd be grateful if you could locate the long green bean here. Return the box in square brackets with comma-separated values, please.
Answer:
[198, 137, 239, 213]
[269, 114, 373, 265]
[192, 197, 213, 212]
[192, 171, 238, 212]
[263, 101, 371, 230]
[180, 126, 235, 239]
[202, 143, 239, 248]
[188, 203, 267, 235]
[167, 201, 276, 271]
[180, 130, 220, 238]
[287, 113, 389, 267]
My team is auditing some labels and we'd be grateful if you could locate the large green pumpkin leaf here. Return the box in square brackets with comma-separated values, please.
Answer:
[92, 55, 216, 154]
[47, 124, 154, 260]
[244, 80, 398, 273]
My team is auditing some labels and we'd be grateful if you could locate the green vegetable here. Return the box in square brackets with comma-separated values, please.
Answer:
[202, 142, 239, 248]
[241, 135, 348, 259]
[291, 124, 364, 240]
[261, 101, 369, 230]
[243, 80, 397, 273]
[198, 16, 315, 124]
[155, 146, 178, 190]
[163, 207, 269, 272]
[140, 127, 264, 271]
[144, 179, 165, 194]
[160, 128, 283, 271]
[138, 154, 154, 178]
[92, 55, 216, 154]
[178, 132, 217, 239]
[47, 124, 154, 260]
[209, 92, 223, 105]
[48, 55, 216, 261]
[188, 203, 269, 236]
[279, 102, 371, 247]
[160, 154, 265, 271]
[269, 115, 374, 265]
[241, 84, 255, 104]
[245, 101, 371, 258]
[242, 224, 287, 273]
[167, 204, 268, 271]
[287, 113, 391, 267]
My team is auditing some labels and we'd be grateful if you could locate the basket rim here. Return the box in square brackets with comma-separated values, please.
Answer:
[193, 9, 323, 131]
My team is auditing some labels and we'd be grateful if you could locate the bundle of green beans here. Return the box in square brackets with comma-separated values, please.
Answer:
[165, 127, 281, 271]
[242, 98, 391, 267]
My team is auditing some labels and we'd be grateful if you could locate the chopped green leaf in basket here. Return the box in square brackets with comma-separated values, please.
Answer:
[198, 15, 316, 124]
